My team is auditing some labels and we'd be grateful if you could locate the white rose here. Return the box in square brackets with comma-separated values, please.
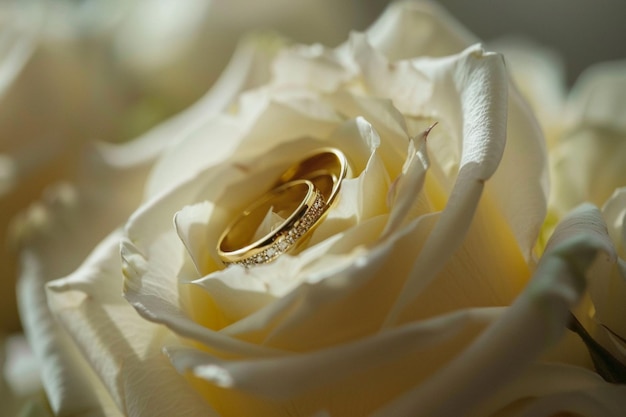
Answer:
[15, 32, 284, 416]
[497, 40, 626, 370]
[1, 0, 384, 333]
[18, 1, 626, 416]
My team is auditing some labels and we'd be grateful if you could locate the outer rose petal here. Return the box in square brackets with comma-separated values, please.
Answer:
[365, 0, 549, 261]
[550, 60, 626, 214]
[565, 60, 626, 133]
[16, 135, 166, 414]
[471, 363, 626, 417]
[583, 187, 626, 362]
[384, 45, 509, 325]
[488, 38, 566, 147]
[371, 204, 616, 417]
[46, 232, 214, 417]
[144, 34, 290, 198]
[19, 248, 125, 417]
[164, 205, 619, 416]
[365, 0, 478, 60]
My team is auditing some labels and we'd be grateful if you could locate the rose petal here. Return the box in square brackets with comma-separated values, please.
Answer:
[471, 363, 626, 417]
[272, 43, 353, 93]
[382, 127, 430, 239]
[349, 32, 431, 114]
[14, 135, 160, 414]
[364, 0, 477, 61]
[384, 45, 509, 326]
[326, 95, 410, 174]
[587, 188, 626, 342]
[18, 249, 121, 416]
[187, 125, 391, 327]
[357, 27, 548, 261]
[513, 386, 626, 417]
[551, 126, 626, 214]
[125, 113, 406, 343]
[370, 203, 616, 417]
[486, 83, 548, 259]
[551, 61, 626, 213]
[144, 33, 289, 197]
[46, 231, 215, 417]
[174, 201, 217, 277]
[165, 307, 500, 398]
[218, 214, 437, 349]
[601, 187, 626, 254]
[566, 60, 626, 133]
[122, 232, 283, 358]
[488, 38, 566, 146]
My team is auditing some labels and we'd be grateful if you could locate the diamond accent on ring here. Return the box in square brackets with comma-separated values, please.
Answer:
[233, 191, 326, 267]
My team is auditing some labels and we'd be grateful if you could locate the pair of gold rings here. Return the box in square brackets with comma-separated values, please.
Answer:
[217, 148, 347, 267]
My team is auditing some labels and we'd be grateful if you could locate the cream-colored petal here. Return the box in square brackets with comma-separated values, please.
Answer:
[486, 83, 548, 260]
[125, 114, 402, 342]
[601, 187, 626, 255]
[349, 32, 431, 114]
[513, 386, 626, 417]
[46, 231, 216, 417]
[550, 61, 626, 214]
[220, 214, 437, 349]
[488, 38, 565, 142]
[550, 126, 626, 214]
[384, 45, 509, 326]
[382, 127, 430, 239]
[165, 307, 500, 398]
[122, 232, 283, 357]
[471, 363, 626, 417]
[397, 189, 531, 326]
[271, 43, 353, 93]
[326, 94, 409, 179]
[371, 203, 616, 417]
[18, 249, 121, 417]
[174, 201, 215, 277]
[364, 0, 477, 61]
[354, 29, 548, 261]
[144, 33, 289, 197]
[588, 188, 626, 341]
[566, 59, 626, 133]
[13, 112, 190, 414]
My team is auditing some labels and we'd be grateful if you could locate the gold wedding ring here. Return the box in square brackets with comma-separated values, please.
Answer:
[217, 180, 326, 266]
[217, 148, 347, 267]
[274, 147, 347, 207]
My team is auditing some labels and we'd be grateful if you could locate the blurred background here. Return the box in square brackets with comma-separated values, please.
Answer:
[440, 0, 626, 85]
[1, 0, 625, 333]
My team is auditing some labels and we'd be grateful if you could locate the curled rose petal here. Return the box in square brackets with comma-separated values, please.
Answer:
[384, 45, 509, 326]
[47, 232, 216, 417]
[164, 307, 500, 398]
[370, 204, 616, 417]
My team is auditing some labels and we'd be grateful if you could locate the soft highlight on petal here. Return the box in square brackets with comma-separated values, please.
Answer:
[371, 204, 616, 417]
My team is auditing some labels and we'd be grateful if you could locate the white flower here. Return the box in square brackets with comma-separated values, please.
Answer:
[1, 0, 384, 333]
[17, 1, 626, 416]
[498, 35, 626, 392]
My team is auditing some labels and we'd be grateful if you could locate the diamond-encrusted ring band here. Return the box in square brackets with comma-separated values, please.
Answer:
[217, 179, 326, 266]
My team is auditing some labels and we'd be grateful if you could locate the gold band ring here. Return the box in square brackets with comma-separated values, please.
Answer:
[217, 179, 326, 266]
[274, 147, 347, 208]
